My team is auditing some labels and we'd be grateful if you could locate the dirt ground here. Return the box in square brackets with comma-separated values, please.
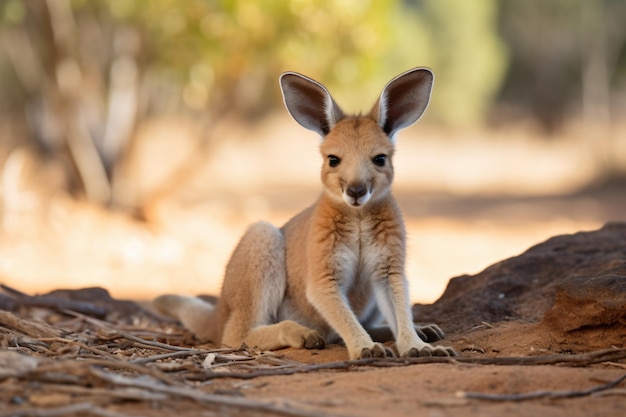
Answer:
[1, 298, 625, 417]
[1, 215, 625, 417]
[245, 349, 626, 417]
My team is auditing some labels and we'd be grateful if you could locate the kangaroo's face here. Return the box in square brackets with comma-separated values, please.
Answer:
[280, 68, 433, 208]
[320, 117, 394, 208]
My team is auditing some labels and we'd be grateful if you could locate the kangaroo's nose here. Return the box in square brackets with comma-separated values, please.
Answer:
[347, 184, 367, 199]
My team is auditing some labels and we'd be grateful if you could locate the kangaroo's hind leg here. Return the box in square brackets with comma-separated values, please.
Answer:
[219, 221, 325, 350]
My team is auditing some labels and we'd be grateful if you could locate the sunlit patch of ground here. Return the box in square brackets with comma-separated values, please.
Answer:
[0, 117, 624, 303]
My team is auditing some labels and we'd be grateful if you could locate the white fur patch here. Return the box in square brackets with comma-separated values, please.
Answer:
[342, 189, 372, 207]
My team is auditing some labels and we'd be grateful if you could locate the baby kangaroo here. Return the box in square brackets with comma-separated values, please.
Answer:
[154, 68, 457, 360]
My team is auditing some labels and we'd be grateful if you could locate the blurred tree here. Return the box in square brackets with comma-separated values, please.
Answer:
[0, 0, 510, 212]
[1, 0, 139, 206]
[579, 0, 626, 176]
[407, 0, 508, 127]
[496, 0, 626, 133]
[495, 0, 626, 177]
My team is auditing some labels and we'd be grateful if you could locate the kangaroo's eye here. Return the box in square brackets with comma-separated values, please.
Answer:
[372, 154, 386, 167]
[328, 155, 341, 167]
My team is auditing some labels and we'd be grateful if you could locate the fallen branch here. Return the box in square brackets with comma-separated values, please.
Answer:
[47, 383, 169, 402]
[189, 348, 626, 381]
[0, 402, 132, 417]
[129, 348, 209, 364]
[89, 366, 346, 417]
[39, 337, 120, 360]
[21, 357, 180, 387]
[459, 373, 626, 401]
[0, 311, 64, 338]
[119, 333, 200, 352]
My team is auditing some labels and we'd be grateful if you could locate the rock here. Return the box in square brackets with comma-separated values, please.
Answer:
[42, 287, 160, 323]
[544, 270, 626, 332]
[413, 222, 626, 335]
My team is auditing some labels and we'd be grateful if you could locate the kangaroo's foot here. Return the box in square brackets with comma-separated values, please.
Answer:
[414, 323, 445, 342]
[230, 320, 326, 351]
[402, 344, 457, 357]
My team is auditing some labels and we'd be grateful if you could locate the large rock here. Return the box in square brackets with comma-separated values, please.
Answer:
[413, 222, 626, 335]
[544, 268, 626, 332]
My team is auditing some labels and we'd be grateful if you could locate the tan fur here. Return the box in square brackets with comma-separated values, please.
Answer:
[154, 68, 456, 359]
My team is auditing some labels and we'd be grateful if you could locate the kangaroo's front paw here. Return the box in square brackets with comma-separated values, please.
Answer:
[402, 343, 457, 358]
[352, 343, 394, 360]
[301, 330, 326, 349]
[414, 323, 445, 342]
[288, 329, 325, 350]
[279, 320, 325, 350]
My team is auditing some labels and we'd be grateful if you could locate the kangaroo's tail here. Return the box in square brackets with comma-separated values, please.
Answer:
[153, 295, 217, 341]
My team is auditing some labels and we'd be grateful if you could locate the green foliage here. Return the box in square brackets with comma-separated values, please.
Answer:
[3, 0, 624, 130]
[77, 1, 509, 123]
[0, 0, 508, 125]
[1, 0, 623, 207]
[418, 0, 508, 126]
[97, 0, 433, 115]
[1, 0, 25, 24]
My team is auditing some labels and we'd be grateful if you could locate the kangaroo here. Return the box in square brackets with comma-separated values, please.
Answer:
[154, 68, 457, 360]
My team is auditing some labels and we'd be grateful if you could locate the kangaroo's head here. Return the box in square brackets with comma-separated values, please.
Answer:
[280, 68, 433, 209]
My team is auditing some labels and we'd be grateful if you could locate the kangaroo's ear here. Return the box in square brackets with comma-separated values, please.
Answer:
[280, 72, 344, 137]
[370, 68, 434, 141]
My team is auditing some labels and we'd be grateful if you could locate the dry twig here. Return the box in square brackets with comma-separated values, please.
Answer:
[0, 311, 64, 338]
[0, 402, 133, 417]
[89, 366, 345, 417]
[39, 337, 120, 360]
[188, 348, 626, 381]
[459, 373, 626, 401]
[119, 333, 200, 351]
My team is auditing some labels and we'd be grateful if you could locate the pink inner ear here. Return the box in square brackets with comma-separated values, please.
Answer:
[375, 69, 433, 139]
[280, 73, 343, 137]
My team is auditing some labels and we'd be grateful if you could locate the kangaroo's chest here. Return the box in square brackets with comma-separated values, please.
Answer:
[326, 217, 394, 321]
[332, 217, 392, 285]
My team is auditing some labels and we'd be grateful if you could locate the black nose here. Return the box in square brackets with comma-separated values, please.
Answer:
[347, 184, 367, 199]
